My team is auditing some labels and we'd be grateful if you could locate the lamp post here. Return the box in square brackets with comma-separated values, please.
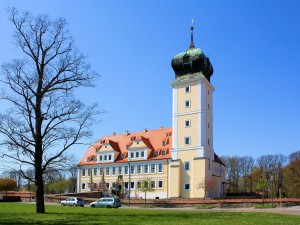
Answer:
[128, 161, 131, 207]
[270, 175, 274, 208]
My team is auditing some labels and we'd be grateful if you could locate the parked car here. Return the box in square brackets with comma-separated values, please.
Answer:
[61, 197, 84, 207]
[90, 197, 121, 208]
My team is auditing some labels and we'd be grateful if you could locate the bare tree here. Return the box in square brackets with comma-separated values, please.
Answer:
[0, 8, 100, 213]
[196, 178, 216, 200]
[240, 156, 254, 192]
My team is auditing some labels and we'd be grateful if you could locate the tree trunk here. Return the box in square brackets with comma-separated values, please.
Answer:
[144, 191, 146, 204]
[35, 168, 45, 213]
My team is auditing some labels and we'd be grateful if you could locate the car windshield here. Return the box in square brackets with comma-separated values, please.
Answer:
[77, 198, 83, 201]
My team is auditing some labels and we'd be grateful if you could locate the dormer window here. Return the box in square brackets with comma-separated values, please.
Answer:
[136, 152, 140, 158]
[87, 157, 91, 162]
[130, 136, 136, 141]
[93, 157, 97, 162]
[155, 151, 159, 156]
[105, 145, 107, 148]
[121, 154, 125, 159]
[162, 151, 166, 156]
[136, 141, 139, 145]
[162, 141, 166, 146]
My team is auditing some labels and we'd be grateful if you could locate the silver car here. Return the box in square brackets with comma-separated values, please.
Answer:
[90, 197, 121, 208]
[61, 197, 84, 207]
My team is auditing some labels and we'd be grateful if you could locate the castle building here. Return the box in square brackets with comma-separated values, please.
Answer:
[77, 24, 226, 199]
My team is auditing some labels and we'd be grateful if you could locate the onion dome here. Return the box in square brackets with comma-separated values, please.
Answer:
[171, 21, 213, 82]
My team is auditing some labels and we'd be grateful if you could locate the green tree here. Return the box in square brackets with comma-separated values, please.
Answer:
[0, 8, 100, 213]
[0, 178, 17, 196]
[48, 179, 68, 201]
[137, 177, 155, 204]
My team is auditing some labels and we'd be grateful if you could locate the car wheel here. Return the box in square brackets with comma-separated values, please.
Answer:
[61, 203, 65, 206]
[106, 205, 111, 209]
[73, 203, 77, 207]
[91, 204, 95, 208]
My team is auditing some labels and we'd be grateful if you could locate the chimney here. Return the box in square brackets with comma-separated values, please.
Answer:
[143, 128, 148, 133]
[125, 130, 130, 136]
[159, 126, 164, 130]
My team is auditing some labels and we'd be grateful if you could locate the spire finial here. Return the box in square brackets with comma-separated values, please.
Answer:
[189, 18, 195, 49]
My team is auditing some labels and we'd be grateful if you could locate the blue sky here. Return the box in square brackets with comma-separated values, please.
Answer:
[0, 0, 299, 161]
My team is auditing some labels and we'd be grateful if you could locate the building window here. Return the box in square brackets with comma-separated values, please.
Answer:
[162, 141, 166, 146]
[150, 181, 156, 188]
[208, 103, 210, 109]
[121, 154, 125, 159]
[82, 183, 86, 190]
[208, 138, 210, 145]
[118, 166, 122, 175]
[137, 141, 139, 145]
[158, 163, 163, 173]
[185, 120, 191, 127]
[99, 168, 103, 175]
[99, 155, 103, 161]
[185, 100, 191, 108]
[144, 164, 149, 174]
[184, 136, 191, 145]
[184, 161, 190, 171]
[158, 180, 163, 189]
[88, 168, 91, 176]
[124, 182, 129, 189]
[130, 165, 135, 175]
[136, 151, 139, 158]
[162, 151, 166, 156]
[125, 166, 128, 175]
[150, 164, 156, 173]
[106, 167, 110, 176]
[109, 154, 112, 160]
[155, 151, 159, 156]
[106, 183, 110, 189]
[112, 167, 116, 175]
[131, 182, 135, 189]
[208, 123, 210, 128]
[94, 168, 97, 176]
[185, 86, 191, 93]
[208, 89, 210, 95]
[137, 165, 142, 174]
[209, 158, 211, 170]
[141, 151, 145, 158]
[130, 152, 134, 159]
[104, 155, 107, 160]
[184, 183, 190, 190]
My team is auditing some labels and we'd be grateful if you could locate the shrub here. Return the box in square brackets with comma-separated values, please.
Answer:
[196, 204, 215, 209]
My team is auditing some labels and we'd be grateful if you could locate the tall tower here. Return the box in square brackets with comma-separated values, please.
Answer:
[169, 22, 214, 198]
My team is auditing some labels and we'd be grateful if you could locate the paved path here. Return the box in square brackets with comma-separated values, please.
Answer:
[120, 205, 300, 216]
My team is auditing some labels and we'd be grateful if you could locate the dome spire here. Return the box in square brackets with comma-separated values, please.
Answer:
[189, 18, 195, 49]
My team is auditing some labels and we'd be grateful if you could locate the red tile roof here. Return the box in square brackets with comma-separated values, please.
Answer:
[78, 127, 172, 166]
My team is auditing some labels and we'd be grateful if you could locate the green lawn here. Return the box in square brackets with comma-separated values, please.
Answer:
[0, 202, 299, 225]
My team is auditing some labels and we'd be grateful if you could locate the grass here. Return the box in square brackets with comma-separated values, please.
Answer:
[0, 202, 299, 225]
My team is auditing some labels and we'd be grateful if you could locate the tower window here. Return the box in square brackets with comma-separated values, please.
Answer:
[208, 123, 210, 128]
[185, 120, 191, 127]
[185, 100, 191, 108]
[184, 137, 191, 145]
[184, 161, 190, 170]
[185, 86, 191, 93]
[208, 90, 210, 95]
[184, 183, 190, 190]
[208, 138, 210, 145]
[208, 104, 210, 109]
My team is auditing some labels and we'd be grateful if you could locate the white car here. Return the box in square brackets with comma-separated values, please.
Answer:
[61, 197, 84, 207]
[90, 197, 121, 208]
